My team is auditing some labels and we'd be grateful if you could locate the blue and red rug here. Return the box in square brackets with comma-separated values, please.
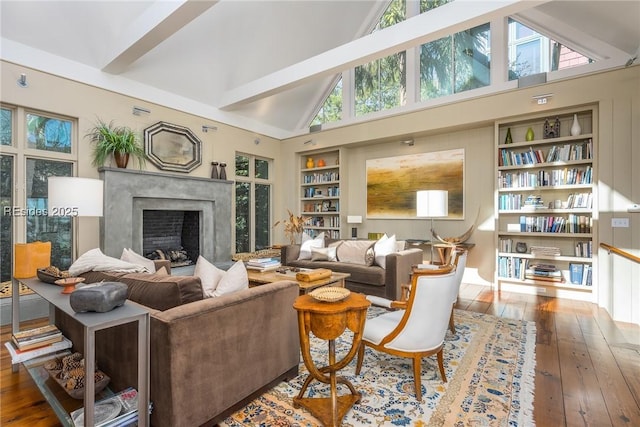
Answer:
[222, 307, 536, 426]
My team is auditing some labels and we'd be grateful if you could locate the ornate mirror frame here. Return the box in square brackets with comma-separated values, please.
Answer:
[144, 122, 202, 172]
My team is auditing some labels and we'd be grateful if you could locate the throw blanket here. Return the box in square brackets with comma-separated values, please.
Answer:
[69, 248, 149, 276]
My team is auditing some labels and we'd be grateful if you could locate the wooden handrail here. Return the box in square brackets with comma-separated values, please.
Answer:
[600, 243, 640, 264]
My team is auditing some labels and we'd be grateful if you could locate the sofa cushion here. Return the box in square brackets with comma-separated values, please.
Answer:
[120, 273, 203, 311]
[287, 259, 385, 286]
[211, 260, 249, 297]
[195, 255, 225, 297]
[121, 248, 156, 272]
[374, 234, 397, 269]
[298, 232, 325, 260]
[336, 240, 375, 266]
[70, 248, 148, 276]
[311, 246, 337, 261]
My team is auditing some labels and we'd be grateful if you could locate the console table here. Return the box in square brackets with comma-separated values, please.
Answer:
[292, 292, 370, 426]
[11, 277, 150, 427]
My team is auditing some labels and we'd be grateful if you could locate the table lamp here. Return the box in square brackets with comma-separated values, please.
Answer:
[47, 177, 104, 259]
[347, 215, 362, 239]
[416, 190, 448, 263]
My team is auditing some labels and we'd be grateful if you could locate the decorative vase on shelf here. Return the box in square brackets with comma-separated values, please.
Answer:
[525, 127, 535, 142]
[570, 114, 581, 136]
[306, 158, 314, 169]
[210, 162, 219, 179]
[515, 242, 528, 254]
[219, 162, 227, 180]
[505, 127, 513, 144]
[317, 159, 326, 167]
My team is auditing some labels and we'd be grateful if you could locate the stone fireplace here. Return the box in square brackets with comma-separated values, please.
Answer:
[99, 168, 232, 264]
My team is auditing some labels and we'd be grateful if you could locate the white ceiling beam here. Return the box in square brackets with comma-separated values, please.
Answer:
[101, 0, 219, 74]
[219, 0, 549, 110]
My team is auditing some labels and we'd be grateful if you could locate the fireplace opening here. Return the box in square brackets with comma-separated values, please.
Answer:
[142, 210, 200, 266]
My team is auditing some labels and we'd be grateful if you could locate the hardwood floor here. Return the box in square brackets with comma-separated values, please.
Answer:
[1, 284, 639, 426]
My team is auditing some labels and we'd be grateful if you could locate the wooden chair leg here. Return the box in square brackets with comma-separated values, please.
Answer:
[437, 349, 447, 383]
[412, 357, 423, 401]
[355, 342, 365, 375]
[449, 307, 455, 334]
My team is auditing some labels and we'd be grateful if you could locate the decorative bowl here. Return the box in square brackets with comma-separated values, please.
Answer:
[309, 286, 350, 303]
[37, 267, 68, 284]
[54, 277, 85, 294]
[44, 355, 110, 399]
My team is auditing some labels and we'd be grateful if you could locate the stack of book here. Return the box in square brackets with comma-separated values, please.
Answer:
[12, 324, 62, 351]
[5, 325, 73, 363]
[525, 263, 564, 282]
[529, 246, 561, 257]
[246, 257, 282, 272]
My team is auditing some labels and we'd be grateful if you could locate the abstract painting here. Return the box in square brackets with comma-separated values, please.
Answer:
[366, 148, 464, 219]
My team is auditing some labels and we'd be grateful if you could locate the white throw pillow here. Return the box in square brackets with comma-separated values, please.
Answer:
[374, 234, 397, 269]
[69, 248, 147, 276]
[194, 256, 225, 298]
[298, 232, 325, 260]
[121, 248, 156, 272]
[212, 260, 249, 297]
[310, 246, 337, 261]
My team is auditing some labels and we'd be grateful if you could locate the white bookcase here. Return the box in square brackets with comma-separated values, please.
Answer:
[300, 149, 342, 239]
[494, 106, 597, 301]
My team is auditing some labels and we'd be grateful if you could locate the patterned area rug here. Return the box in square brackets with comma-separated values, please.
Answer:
[221, 307, 536, 426]
[0, 281, 35, 298]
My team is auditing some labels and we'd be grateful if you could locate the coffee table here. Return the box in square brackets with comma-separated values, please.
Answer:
[247, 269, 350, 294]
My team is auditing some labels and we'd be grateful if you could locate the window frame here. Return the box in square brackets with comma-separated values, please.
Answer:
[234, 152, 274, 253]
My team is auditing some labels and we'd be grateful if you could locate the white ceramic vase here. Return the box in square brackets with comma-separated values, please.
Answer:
[570, 113, 581, 136]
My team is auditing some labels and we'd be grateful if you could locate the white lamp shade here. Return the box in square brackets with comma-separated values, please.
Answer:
[416, 190, 448, 218]
[347, 215, 363, 224]
[48, 177, 104, 217]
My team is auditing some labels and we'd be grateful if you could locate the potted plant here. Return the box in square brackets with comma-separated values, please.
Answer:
[86, 119, 146, 168]
[273, 209, 311, 245]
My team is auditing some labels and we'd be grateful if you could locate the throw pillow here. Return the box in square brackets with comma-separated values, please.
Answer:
[310, 246, 337, 261]
[194, 255, 225, 298]
[336, 240, 375, 266]
[121, 248, 156, 272]
[69, 248, 147, 276]
[374, 234, 397, 269]
[212, 260, 249, 297]
[298, 232, 325, 260]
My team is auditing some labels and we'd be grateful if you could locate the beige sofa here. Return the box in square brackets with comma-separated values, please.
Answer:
[281, 240, 423, 300]
[54, 268, 300, 427]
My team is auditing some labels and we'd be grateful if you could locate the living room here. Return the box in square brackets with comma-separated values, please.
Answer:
[1, 1, 639, 426]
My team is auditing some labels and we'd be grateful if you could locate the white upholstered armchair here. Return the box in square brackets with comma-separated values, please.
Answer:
[355, 270, 458, 401]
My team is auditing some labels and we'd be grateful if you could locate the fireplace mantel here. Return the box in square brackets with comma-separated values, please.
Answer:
[99, 168, 232, 263]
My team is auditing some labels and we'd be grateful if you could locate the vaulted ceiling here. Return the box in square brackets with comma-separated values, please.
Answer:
[1, 1, 638, 139]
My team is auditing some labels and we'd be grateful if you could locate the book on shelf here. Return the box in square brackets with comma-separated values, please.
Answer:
[71, 387, 139, 427]
[12, 333, 63, 351]
[524, 272, 565, 282]
[569, 263, 584, 285]
[4, 336, 72, 364]
[12, 324, 63, 351]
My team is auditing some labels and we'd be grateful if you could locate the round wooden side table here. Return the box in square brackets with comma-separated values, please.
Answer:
[292, 292, 371, 427]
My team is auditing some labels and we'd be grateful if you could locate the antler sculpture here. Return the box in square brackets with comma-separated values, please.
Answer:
[431, 207, 479, 245]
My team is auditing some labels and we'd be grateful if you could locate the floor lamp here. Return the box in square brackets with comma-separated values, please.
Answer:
[416, 190, 448, 264]
[48, 177, 104, 260]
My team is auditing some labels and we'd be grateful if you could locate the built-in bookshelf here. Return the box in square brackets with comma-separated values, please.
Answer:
[494, 107, 597, 301]
[300, 149, 342, 239]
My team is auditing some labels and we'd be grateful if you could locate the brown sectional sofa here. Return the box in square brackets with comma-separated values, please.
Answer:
[54, 267, 300, 427]
[281, 240, 423, 300]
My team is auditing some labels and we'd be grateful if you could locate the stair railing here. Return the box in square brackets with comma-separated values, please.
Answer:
[600, 243, 640, 264]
